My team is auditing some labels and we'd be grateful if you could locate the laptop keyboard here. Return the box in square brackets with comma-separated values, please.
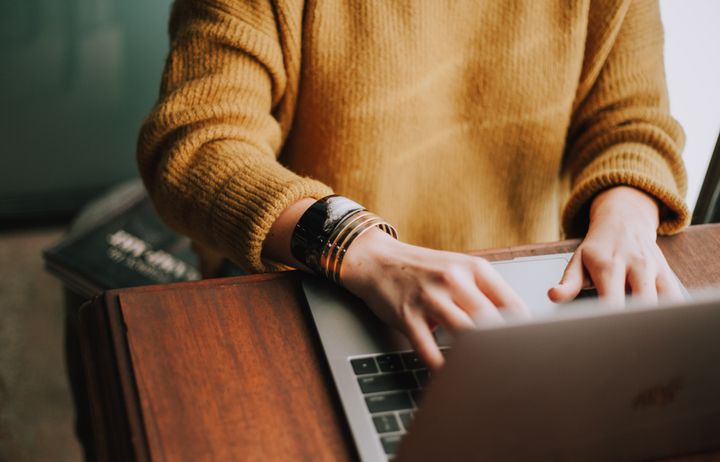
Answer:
[349, 348, 448, 458]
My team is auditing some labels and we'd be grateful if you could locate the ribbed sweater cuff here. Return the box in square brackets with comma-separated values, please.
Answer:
[562, 143, 690, 238]
[208, 157, 333, 273]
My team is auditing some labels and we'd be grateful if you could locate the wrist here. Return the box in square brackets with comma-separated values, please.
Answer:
[263, 198, 317, 270]
[287, 195, 398, 283]
[341, 227, 401, 290]
[589, 186, 659, 236]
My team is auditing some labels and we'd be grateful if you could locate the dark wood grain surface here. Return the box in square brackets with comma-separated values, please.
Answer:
[81, 224, 720, 461]
[117, 275, 353, 461]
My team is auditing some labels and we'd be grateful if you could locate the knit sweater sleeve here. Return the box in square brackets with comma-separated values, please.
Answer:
[561, 0, 689, 238]
[136, 0, 332, 273]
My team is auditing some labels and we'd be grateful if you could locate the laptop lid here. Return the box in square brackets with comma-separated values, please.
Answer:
[397, 291, 720, 461]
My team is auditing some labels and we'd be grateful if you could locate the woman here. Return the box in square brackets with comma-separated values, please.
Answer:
[138, 0, 689, 368]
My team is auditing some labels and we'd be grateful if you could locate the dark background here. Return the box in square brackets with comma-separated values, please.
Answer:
[0, 0, 172, 221]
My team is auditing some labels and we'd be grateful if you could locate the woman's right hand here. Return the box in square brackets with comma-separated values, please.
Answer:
[340, 228, 529, 370]
[261, 198, 528, 370]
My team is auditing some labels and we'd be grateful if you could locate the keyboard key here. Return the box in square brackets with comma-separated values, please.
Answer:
[381, 435, 403, 455]
[401, 352, 425, 370]
[358, 372, 417, 394]
[372, 414, 400, 433]
[398, 410, 414, 431]
[350, 357, 378, 375]
[414, 369, 430, 387]
[365, 392, 413, 413]
[376, 354, 403, 372]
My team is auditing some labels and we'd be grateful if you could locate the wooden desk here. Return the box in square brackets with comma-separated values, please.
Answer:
[79, 224, 720, 462]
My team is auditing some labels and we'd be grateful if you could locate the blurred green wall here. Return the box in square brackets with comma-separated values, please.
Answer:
[0, 0, 173, 219]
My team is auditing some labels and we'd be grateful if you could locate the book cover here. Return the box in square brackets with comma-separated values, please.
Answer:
[44, 182, 201, 298]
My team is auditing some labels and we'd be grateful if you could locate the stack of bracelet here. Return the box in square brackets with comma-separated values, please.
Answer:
[290, 195, 398, 284]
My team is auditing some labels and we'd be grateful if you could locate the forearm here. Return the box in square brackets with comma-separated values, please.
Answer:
[262, 198, 317, 270]
[561, 0, 688, 237]
[138, 1, 334, 273]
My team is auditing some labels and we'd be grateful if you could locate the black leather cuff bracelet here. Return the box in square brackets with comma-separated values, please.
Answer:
[291, 195, 364, 275]
[291, 195, 397, 282]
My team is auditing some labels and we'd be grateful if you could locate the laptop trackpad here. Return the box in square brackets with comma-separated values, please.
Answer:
[434, 254, 572, 345]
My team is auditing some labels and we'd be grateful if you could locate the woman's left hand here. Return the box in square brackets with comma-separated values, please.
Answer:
[548, 185, 684, 306]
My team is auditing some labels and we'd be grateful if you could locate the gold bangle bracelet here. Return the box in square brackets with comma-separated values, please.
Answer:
[328, 215, 385, 282]
[321, 212, 379, 280]
[329, 215, 397, 283]
[333, 218, 397, 283]
[320, 210, 374, 278]
[316, 207, 398, 284]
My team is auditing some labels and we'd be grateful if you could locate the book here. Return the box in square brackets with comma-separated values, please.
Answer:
[44, 180, 202, 299]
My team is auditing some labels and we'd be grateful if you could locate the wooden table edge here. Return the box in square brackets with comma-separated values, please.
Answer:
[79, 294, 151, 461]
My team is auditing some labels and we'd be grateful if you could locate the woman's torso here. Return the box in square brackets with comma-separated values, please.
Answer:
[281, 1, 594, 251]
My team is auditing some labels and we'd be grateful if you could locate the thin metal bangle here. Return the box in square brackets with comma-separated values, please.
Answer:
[323, 210, 372, 257]
[321, 212, 378, 279]
[320, 210, 374, 278]
[327, 215, 384, 282]
[333, 218, 396, 283]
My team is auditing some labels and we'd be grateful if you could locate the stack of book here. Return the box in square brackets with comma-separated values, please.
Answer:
[44, 180, 201, 299]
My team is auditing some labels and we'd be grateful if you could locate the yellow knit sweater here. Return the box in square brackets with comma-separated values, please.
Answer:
[137, 0, 689, 273]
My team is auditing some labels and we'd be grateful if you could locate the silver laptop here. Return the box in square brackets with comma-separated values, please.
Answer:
[301, 254, 720, 461]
